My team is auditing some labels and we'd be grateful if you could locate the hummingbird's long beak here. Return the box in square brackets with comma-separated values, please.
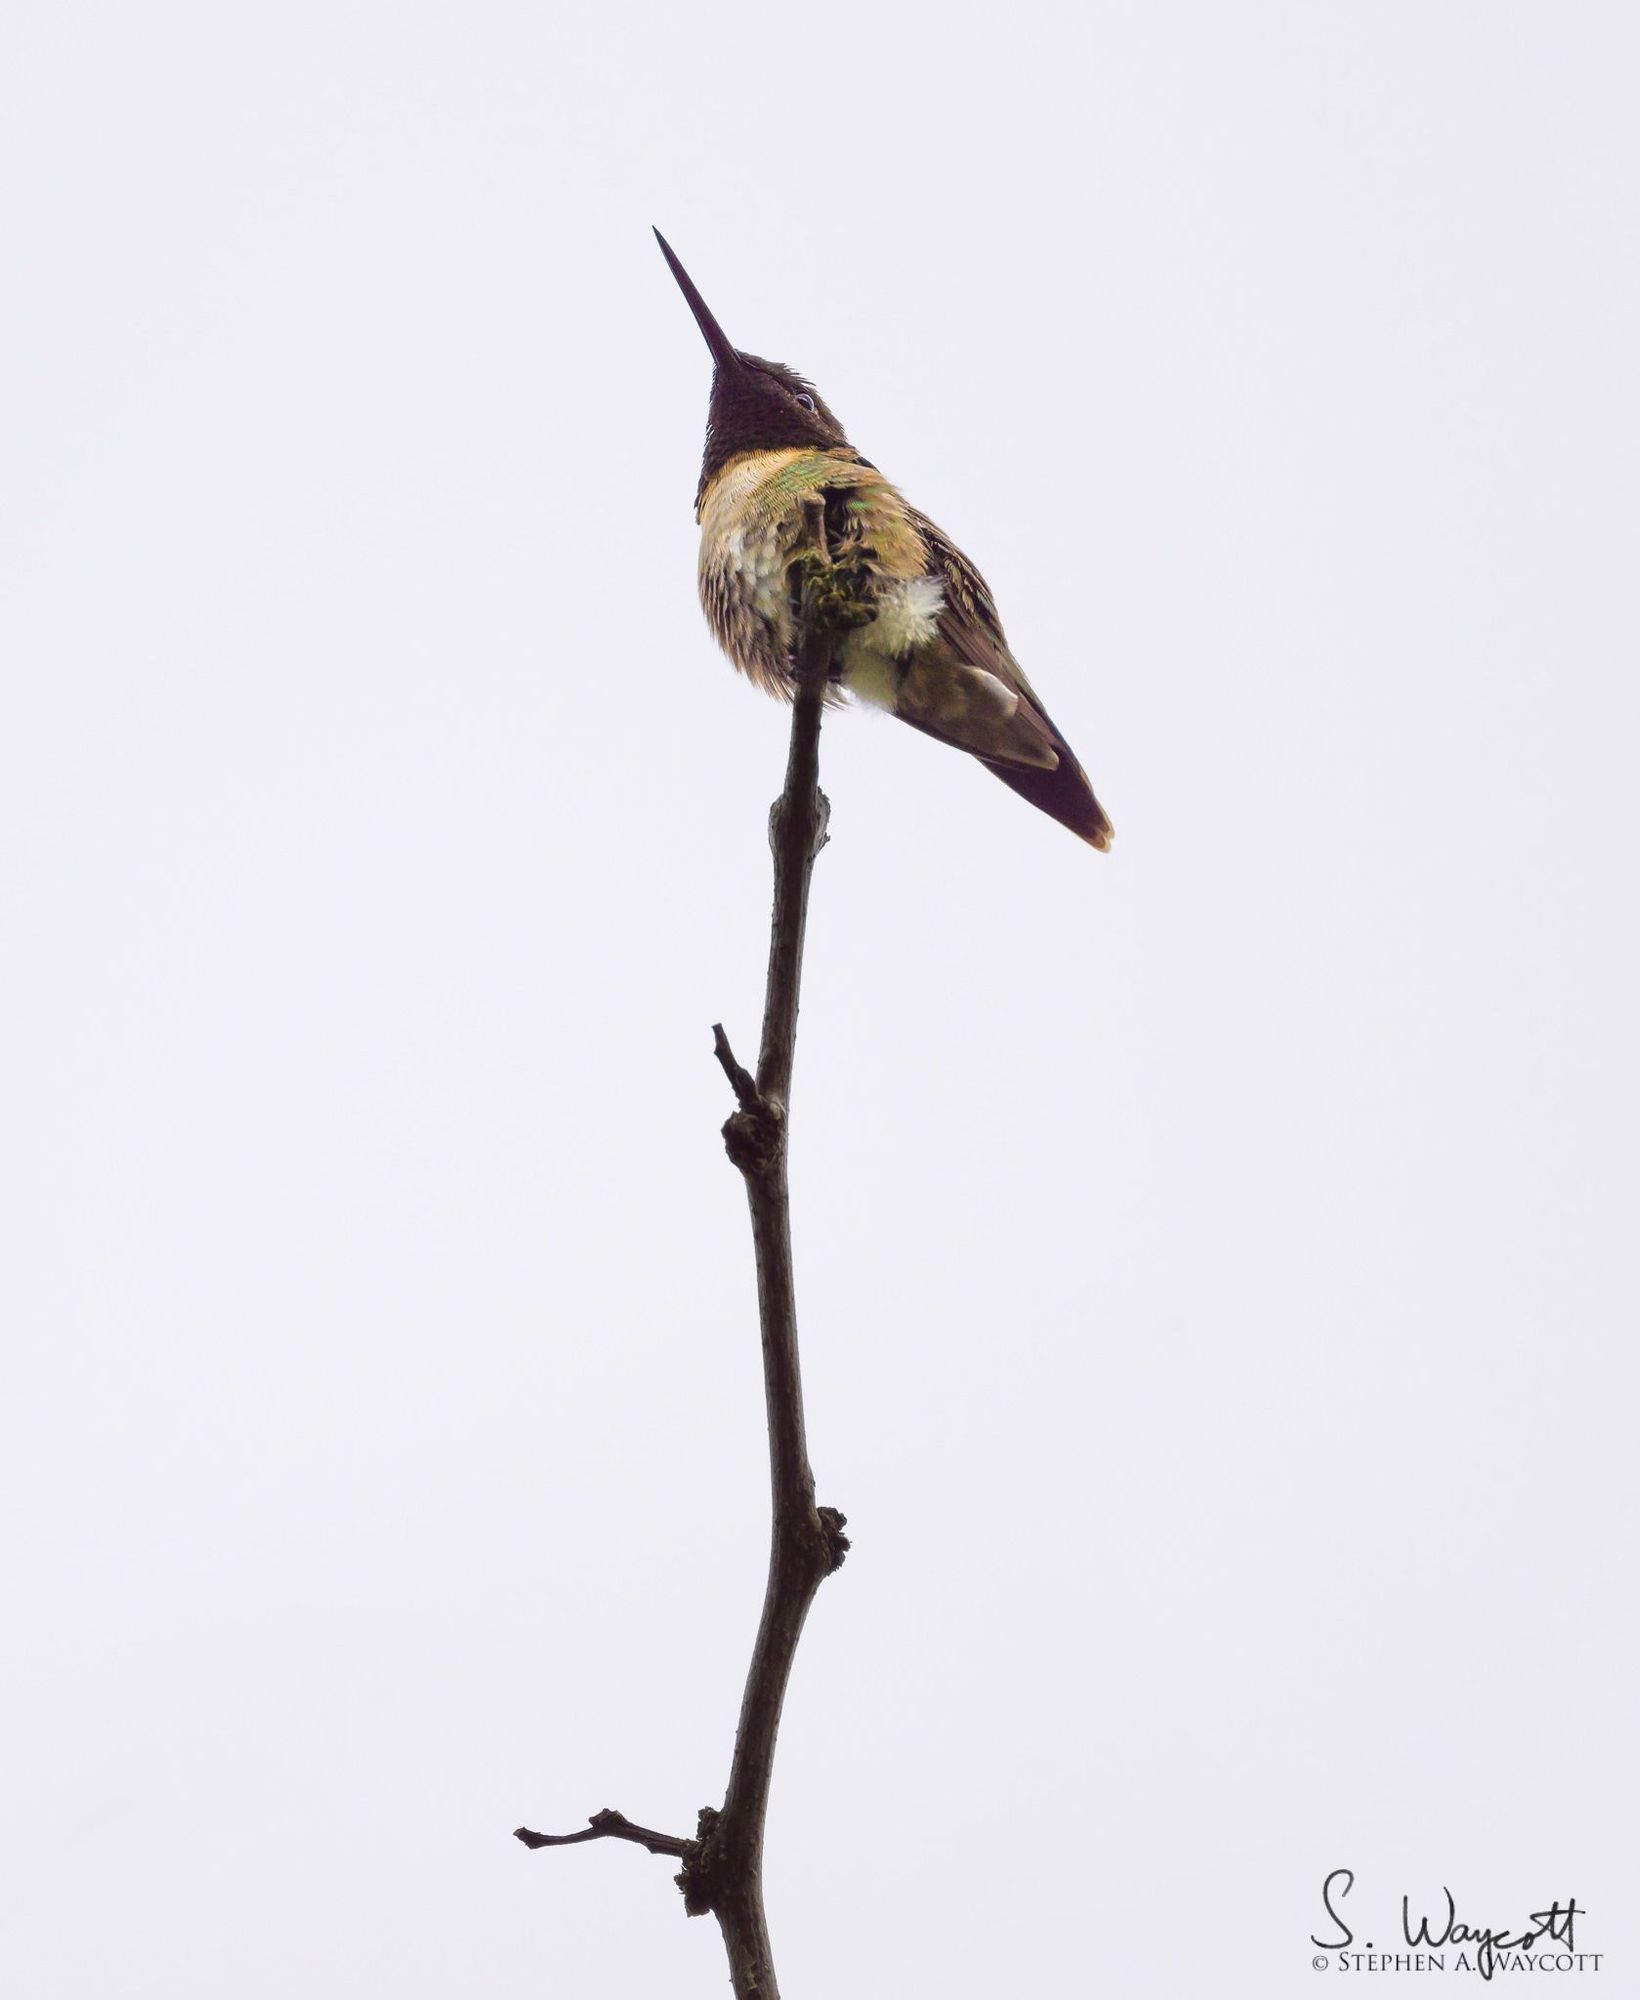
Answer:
[653, 228, 741, 372]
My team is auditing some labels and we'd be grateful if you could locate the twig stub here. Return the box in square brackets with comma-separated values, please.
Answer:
[711, 1023, 760, 1112]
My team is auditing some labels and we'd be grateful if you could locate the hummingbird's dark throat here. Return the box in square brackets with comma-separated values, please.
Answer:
[655, 231, 855, 505]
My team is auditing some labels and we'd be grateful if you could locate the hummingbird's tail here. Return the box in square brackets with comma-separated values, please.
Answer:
[981, 741, 1114, 851]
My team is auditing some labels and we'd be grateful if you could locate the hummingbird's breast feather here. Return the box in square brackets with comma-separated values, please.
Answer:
[696, 447, 925, 696]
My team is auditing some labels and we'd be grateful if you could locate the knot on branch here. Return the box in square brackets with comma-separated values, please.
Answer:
[712, 1024, 786, 1175]
[722, 1101, 783, 1176]
[784, 1503, 849, 1584]
[768, 785, 831, 863]
[674, 1805, 722, 1918]
[816, 1504, 850, 1574]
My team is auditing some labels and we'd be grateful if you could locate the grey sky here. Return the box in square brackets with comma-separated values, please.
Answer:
[3, 4, 1635, 1994]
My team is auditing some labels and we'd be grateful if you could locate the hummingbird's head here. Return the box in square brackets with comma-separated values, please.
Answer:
[654, 230, 850, 501]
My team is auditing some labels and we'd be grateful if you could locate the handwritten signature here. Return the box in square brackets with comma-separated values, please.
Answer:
[1312, 1868, 1585, 1982]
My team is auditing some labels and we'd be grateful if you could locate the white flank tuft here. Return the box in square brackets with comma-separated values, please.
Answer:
[873, 575, 946, 657]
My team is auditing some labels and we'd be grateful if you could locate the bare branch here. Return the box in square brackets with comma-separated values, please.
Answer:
[684, 612, 849, 1998]
[752, 626, 833, 1111]
[518, 561, 856, 2000]
[513, 1809, 691, 1861]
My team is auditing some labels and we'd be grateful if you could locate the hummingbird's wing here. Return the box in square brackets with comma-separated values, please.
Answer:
[900, 507, 1114, 851]
[902, 507, 1058, 745]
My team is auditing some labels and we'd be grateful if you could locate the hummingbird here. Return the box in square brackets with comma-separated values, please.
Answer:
[655, 229, 1113, 851]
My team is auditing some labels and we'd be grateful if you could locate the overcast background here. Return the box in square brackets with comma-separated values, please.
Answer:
[3, 4, 1636, 1994]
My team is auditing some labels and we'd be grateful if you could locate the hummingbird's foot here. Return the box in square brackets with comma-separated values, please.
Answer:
[788, 548, 877, 637]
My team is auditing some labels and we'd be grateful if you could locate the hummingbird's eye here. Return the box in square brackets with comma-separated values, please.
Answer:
[794, 393, 817, 413]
